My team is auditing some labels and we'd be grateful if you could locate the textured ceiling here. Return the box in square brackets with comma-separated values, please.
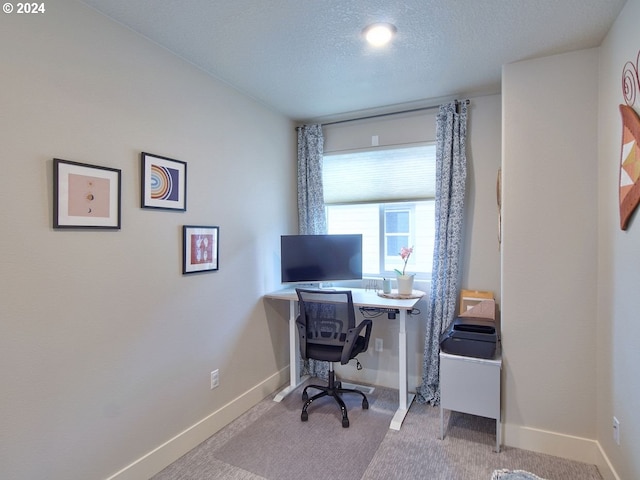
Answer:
[78, 0, 626, 122]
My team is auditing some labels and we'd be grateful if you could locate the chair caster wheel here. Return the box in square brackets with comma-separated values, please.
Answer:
[342, 417, 349, 428]
[362, 398, 369, 409]
[301, 411, 308, 422]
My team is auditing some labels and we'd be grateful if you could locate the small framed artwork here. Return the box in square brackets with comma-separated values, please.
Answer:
[53, 158, 121, 229]
[141, 152, 187, 211]
[183, 225, 219, 274]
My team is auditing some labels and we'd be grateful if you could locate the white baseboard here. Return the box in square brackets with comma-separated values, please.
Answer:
[595, 441, 621, 480]
[105, 388, 623, 480]
[105, 367, 289, 480]
[504, 423, 620, 480]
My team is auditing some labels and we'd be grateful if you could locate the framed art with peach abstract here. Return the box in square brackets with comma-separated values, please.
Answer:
[53, 158, 121, 229]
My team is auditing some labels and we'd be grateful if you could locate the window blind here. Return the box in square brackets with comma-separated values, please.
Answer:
[323, 144, 436, 205]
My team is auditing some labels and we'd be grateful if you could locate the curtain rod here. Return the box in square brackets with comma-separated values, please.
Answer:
[297, 99, 469, 130]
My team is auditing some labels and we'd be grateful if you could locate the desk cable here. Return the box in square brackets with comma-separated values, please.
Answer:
[359, 306, 421, 319]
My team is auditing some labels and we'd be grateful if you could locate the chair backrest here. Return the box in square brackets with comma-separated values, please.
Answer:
[295, 289, 356, 349]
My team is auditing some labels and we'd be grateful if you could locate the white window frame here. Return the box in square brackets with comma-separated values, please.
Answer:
[382, 204, 414, 269]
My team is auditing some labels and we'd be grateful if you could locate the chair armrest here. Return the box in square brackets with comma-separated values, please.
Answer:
[341, 319, 372, 364]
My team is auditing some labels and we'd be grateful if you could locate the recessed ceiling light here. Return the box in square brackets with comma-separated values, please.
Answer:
[363, 23, 397, 47]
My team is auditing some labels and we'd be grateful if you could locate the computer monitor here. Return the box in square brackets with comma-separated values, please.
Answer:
[280, 234, 363, 284]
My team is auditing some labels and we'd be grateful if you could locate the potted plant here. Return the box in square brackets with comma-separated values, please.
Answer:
[394, 246, 415, 295]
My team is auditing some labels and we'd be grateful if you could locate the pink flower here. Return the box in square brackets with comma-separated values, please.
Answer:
[395, 246, 414, 275]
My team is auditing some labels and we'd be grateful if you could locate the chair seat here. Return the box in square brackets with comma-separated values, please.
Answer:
[304, 335, 368, 363]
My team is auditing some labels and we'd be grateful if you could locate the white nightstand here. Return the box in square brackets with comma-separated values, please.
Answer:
[439, 349, 502, 452]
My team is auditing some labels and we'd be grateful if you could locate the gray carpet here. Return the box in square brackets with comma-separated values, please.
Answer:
[210, 381, 393, 480]
[152, 382, 603, 480]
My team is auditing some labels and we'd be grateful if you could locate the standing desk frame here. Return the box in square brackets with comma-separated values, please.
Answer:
[264, 287, 423, 430]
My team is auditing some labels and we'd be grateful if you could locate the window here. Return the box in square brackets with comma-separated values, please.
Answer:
[323, 144, 436, 278]
[385, 207, 411, 260]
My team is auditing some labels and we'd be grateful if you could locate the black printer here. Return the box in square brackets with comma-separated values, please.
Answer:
[439, 316, 500, 359]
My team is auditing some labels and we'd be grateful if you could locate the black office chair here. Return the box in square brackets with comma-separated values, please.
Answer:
[295, 288, 373, 428]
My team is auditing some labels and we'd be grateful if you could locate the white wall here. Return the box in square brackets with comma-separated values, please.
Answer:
[502, 49, 600, 459]
[598, 0, 640, 478]
[460, 96, 503, 305]
[502, 5, 640, 478]
[322, 96, 502, 390]
[0, 2, 295, 479]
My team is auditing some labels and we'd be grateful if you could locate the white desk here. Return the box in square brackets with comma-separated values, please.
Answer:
[264, 287, 424, 430]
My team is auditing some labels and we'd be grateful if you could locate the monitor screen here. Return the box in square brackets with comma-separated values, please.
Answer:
[280, 234, 363, 284]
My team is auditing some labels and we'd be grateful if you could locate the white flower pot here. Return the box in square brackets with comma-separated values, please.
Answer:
[396, 274, 415, 295]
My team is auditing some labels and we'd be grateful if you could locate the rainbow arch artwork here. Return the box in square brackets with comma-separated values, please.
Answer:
[150, 164, 180, 201]
[141, 152, 186, 211]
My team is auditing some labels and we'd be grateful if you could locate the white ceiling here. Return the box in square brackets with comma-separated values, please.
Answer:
[79, 0, 626, 122]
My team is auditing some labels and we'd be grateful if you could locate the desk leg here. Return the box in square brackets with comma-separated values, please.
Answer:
[390, 309, 415, 430]
[274, 300, 304, 402]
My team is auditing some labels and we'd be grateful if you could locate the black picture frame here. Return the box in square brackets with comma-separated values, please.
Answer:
[53, 158, 121, 229]
[141, 152, 187, 211]
[183, 225, 219, 274]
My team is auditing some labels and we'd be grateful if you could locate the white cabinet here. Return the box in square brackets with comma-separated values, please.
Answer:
[439, 350, 502, 452]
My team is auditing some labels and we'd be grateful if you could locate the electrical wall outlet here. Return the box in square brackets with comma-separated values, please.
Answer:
[375, 338, 383, 352]
[210, 369, 219, 389]
[613, 416, 620, 445]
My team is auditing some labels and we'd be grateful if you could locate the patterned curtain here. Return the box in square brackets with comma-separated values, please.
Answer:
[297, 124, 327, 235]
[417, 100, 468, 405]
[296, 124, 329, 379]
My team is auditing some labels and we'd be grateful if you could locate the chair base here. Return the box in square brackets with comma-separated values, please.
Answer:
[300, 368, 369, 428]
